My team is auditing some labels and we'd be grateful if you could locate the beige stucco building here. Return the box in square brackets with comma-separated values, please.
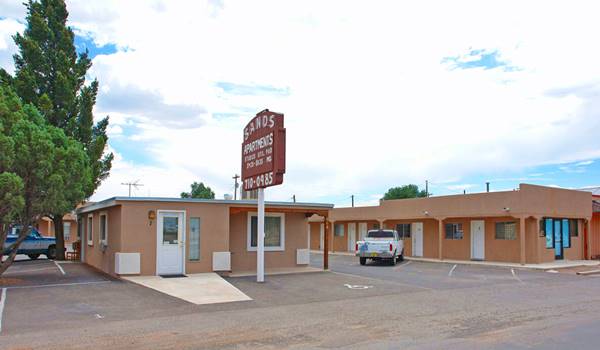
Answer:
[76, 198, 331, 276]
[311, 184, 593, 264]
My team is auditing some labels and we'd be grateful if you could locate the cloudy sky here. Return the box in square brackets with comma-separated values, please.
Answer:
[1, 0, 600, 206]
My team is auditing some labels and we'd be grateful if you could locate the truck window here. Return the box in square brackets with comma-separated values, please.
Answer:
[367, 230, 395, 238]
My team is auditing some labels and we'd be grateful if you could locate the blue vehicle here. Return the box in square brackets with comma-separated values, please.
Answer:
[3, 226, 57, 260]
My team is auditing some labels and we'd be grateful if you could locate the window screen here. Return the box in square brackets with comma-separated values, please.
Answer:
[189, 218, 200, 260]
[250, 216, 282, 248]
[495, 222, 516, 240]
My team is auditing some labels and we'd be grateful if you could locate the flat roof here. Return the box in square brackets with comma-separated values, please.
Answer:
[76, 196, 333, 214]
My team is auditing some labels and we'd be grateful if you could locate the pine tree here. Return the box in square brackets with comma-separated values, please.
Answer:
[0, 0, 113, 259]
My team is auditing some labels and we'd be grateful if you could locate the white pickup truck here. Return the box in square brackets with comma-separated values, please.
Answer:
[356, 229, 404, 266]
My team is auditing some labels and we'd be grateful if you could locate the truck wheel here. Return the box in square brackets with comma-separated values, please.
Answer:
[397, 253, 404, 262]
[28, 254, 40, 260]
[46, 245, 56, 260]
[390, 256, 397, 266]
[359, 257, 367, 265]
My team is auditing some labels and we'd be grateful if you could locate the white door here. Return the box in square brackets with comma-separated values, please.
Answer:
[319, 223, 324, 250]
[157, 211, 185, 275]
[471, 220, 485, 260]
[348, 223, 357, 252]
[359, 222, 368, 240]
[412, 222, 423, 257]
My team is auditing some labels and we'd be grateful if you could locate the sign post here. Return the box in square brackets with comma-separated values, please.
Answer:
[241, 109, 286, 283]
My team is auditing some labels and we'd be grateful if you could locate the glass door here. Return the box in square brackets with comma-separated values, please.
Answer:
[553, 219, 563, 259]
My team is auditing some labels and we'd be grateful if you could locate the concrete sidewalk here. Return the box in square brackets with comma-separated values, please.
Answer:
[310, 250, 600, 270]
[123, 273, 252, 305]
[228, 266, 322, 277]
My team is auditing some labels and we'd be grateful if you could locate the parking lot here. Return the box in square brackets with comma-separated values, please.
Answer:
[2, 255, 600, 349]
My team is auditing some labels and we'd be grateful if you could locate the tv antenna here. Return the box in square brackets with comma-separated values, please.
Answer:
[121, 180, 144, 197]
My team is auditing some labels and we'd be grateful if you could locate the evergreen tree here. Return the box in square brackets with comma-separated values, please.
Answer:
[0, 86, 91, 274]
[0, 0, 113, 259]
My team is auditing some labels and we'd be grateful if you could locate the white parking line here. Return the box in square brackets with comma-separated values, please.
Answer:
[5, 280, 111, 290]
[393, 260, 412, 270]
[448, 264, 457, 277]
[511, 268, 524, 283]
[0, 288, 6, 334]
[54, 261, 66, 275]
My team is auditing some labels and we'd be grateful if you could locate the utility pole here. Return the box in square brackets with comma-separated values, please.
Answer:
[232, 174, 240, 200]
[425, 180, 429, 197]
[351, 195, 354, 207]
[121, 180, 144, 197]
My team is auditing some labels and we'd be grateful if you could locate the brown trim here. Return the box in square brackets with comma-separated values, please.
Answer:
[229, 207, 328, 216]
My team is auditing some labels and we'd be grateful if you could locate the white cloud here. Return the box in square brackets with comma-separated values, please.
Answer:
[2, 0, 600, 204]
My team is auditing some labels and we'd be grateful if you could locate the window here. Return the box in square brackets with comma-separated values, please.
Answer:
[63, 222, 71, 241]
[372, 223, 380, 230]
[396, 224, 411, 238]
[495, 222, 516, 240]
[367, 230, 395, 239]
[162, 217, 179, 243]
[334, 224, 345, 237]
[189, 218, 201, 261]
[445, 223, 463, 239]
[569, 219, 578, 237]
[87, 214, 93, 246]
[247, 213, 285, 251]
[99, 213, 108, 246]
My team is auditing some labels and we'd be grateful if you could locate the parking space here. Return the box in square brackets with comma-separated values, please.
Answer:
[310, 253, 584, 291]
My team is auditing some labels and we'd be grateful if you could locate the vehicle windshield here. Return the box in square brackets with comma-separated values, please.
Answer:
[367, 230, 395, 238]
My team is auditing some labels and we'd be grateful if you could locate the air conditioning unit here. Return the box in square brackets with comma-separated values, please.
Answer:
[115, 252, 140, 275]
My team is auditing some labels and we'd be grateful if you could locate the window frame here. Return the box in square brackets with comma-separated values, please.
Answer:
[247, 212, 285, 252]
[445, 223, 463, 240]
[494, 221, 517, 240]
[87, 214, 94, 246]
[99, 212, 108, 246]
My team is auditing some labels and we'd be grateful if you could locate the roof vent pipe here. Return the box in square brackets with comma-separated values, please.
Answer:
[486, 182, 490, 193]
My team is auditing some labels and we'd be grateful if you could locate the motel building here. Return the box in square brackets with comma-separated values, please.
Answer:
[310, 184, 595, 265]
[76, 197, 332, 276]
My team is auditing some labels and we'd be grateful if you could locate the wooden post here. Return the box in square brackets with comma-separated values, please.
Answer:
[520, 216, 526, 265]
[586, 218, 592, 260]
[323, 216, 329, 270]
[438, 218, 444, 260]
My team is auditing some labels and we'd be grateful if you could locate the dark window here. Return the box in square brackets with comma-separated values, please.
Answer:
[372, 223, 380, 230]
[569, 219, 578, 237]
[445, 223, 463, 239]
[495, 222, 516, 240]
[396, 224, 411, 238]
[334, 224, 345, 237]
[250, 215, 282, 248]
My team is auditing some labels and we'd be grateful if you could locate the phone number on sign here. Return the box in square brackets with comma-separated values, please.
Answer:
[244, 172, 275, 190]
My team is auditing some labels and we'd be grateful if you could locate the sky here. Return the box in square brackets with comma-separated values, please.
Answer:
[1, 0, 600, 207]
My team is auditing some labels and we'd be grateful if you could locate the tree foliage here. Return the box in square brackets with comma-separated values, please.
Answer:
[1, 0, 113, 259]
[382, 184, 428, 200]
[0, 86, 91, 274]
[181, 182, 216, 199]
